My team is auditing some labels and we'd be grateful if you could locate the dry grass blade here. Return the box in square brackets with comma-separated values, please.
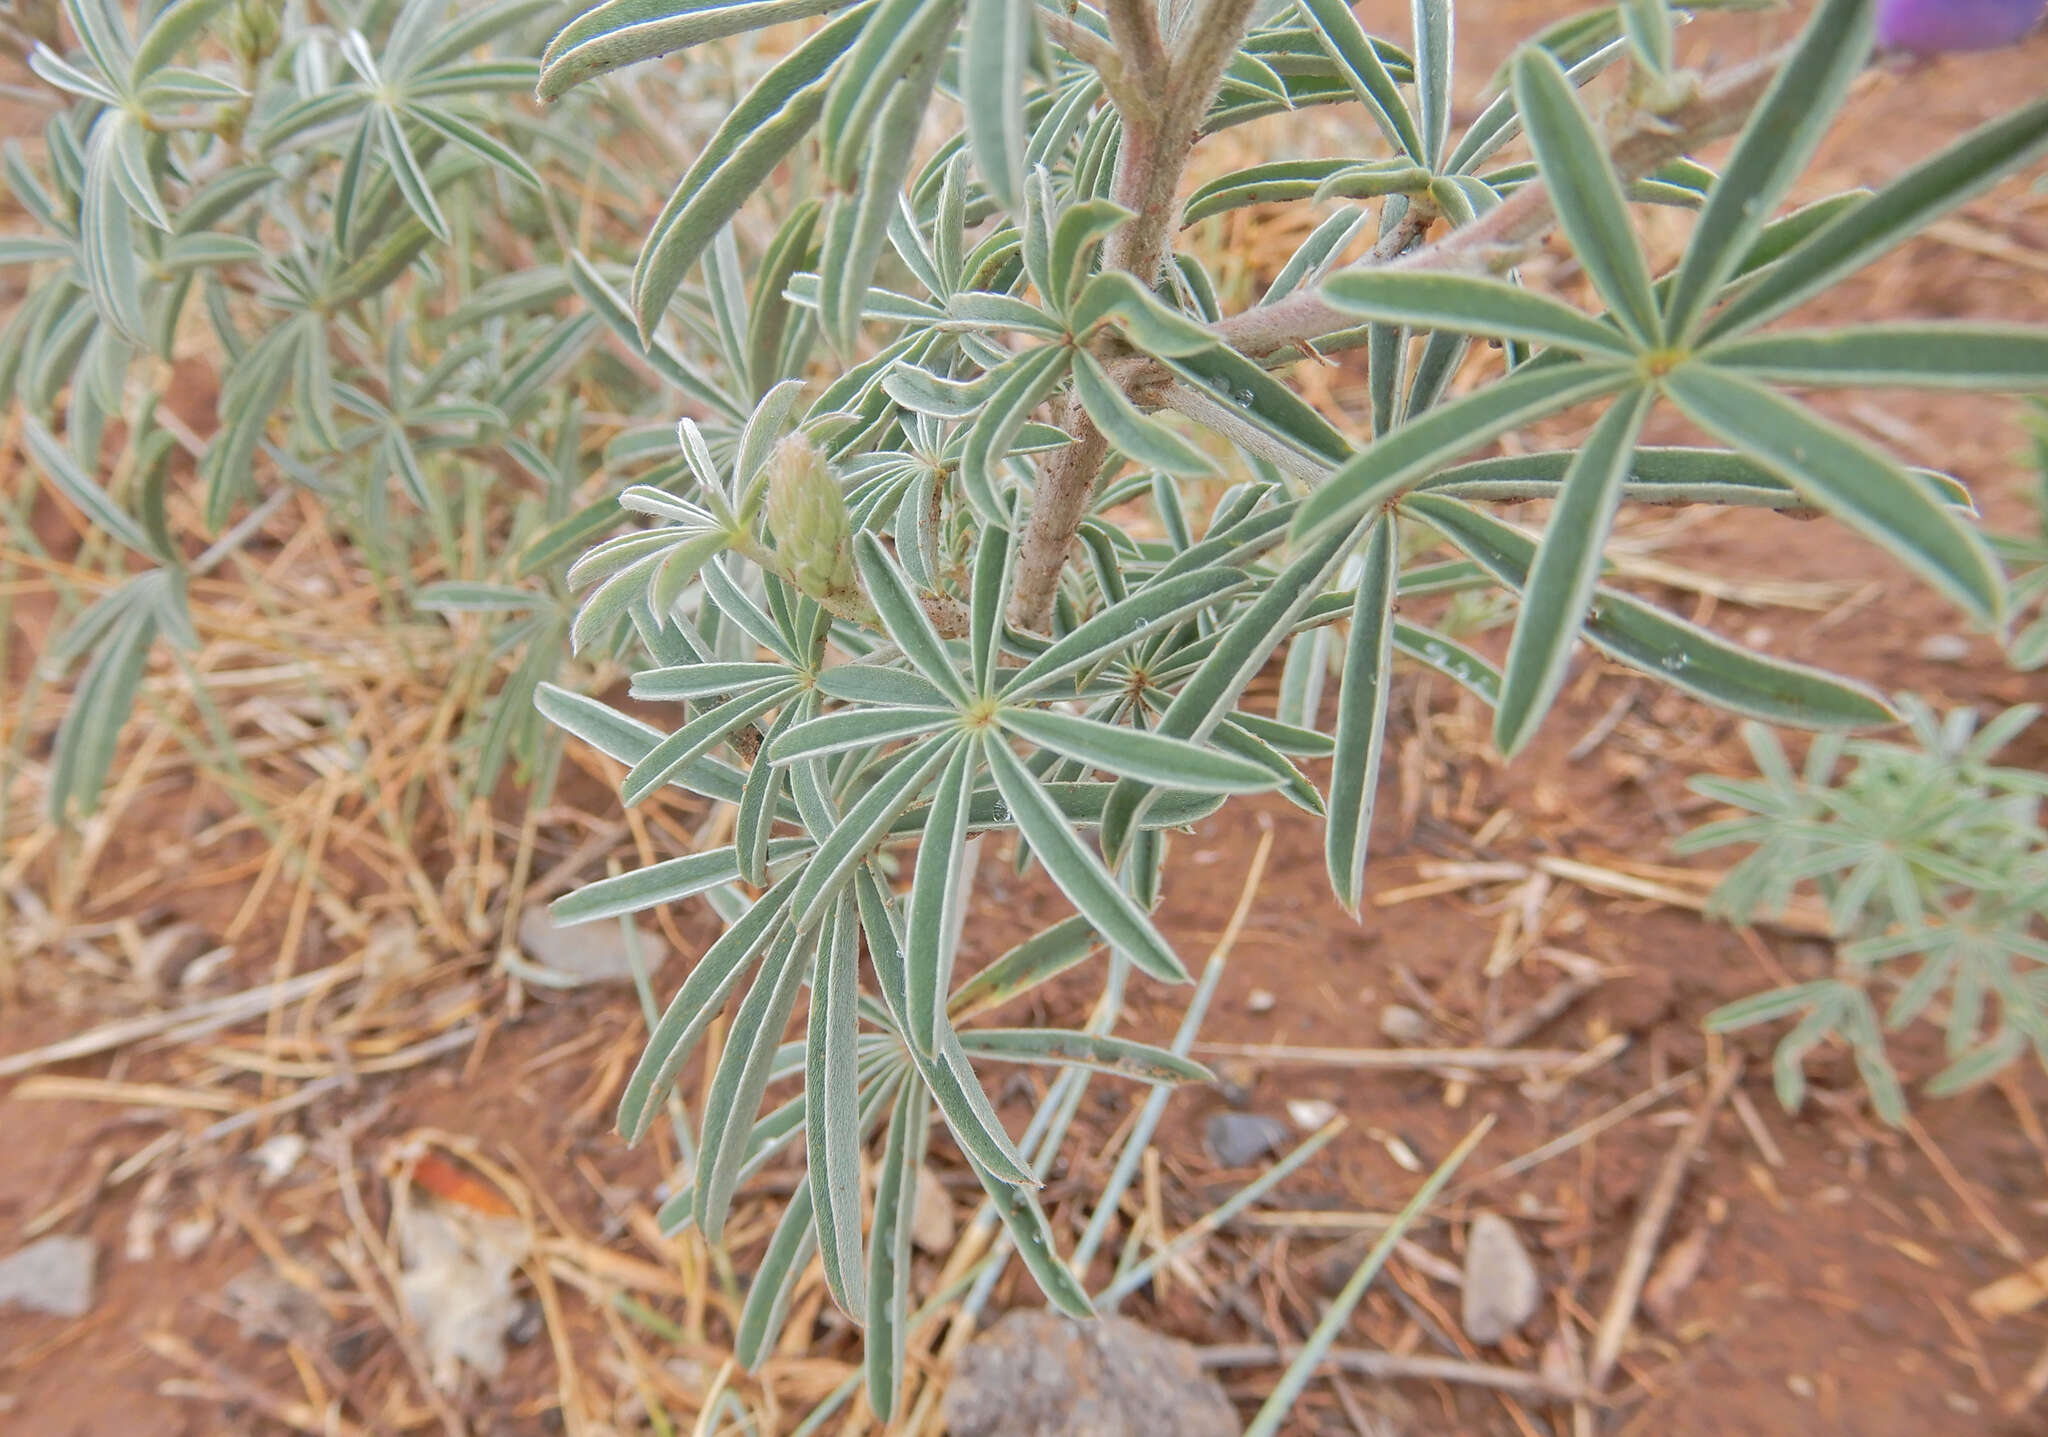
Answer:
[1589, 1061, 1742, 1394]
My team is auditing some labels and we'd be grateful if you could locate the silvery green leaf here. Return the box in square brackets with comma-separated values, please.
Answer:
[48, 601, 156, 822]
[1706, 325, 2048, 391]
[618, 880, 801, 1142]
[954, 0, 1024, 216]
[1296, 0, 1425, 161]
[1661, 0, 1872, 339]
[622, 684, 791, 806]
[631, 6, 871, 337]
[735, 1174, 818, 1365]
[1617, 0, 1672, 72]
[1326, 516, 1396, 913]
[1000, 568, 1248, 700]
[769, 706, 958, 763]
[851, 531, 972, 702]
[695, 923, 810, 1239]
[1706, 96, 2048, 341]
[818, 32, 946, 352]
[1663, 364, 2002, 626]
[133, 0, 226, 79]
[955, 1028, 1213, 1085]
[22, 412, 162, 559]
[966, 1152, 1093, 1320]
[1510, 46, 1659, 345]
[1411, 0, 1453, 167]
[538, 0, 849, 100]
[789, 732, 957, 930]
[1294, 362, 1631, 540]
[983, 735, 1189, 984]
[1409, 493, 1896, 728]
[997, 707, 1281, 794]
[947, 915, 1098, 1022]
[1071, 349, 1215, 477]
[806, 894, 867, 1314]
[864, 1080, 927, 1419]
[1494, 389, 1653, 754]
[906, 738, 977, 1055]
[1391, 624, 1498, 707]
[958, 343, 1072, 520]
[1323, 271, 1637, 357]
[537, 681, 754, 805]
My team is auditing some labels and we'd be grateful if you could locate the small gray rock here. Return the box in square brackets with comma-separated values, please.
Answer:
[1918, 633, 1971, 664]
[1379, 1004, 1431, 1045]
[1204, 1111, 1289, 1168]
[0, 1236, 97, 1319]
[517, 905, 665, 986]
[943, 1309, 1239, 1437]
[1462, 1214, 1540, 1346]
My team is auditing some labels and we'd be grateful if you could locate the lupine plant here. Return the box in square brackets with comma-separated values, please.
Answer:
[526, 0, 2048, 1408]
[2, 0, 763, 816]
[1685, 702, 2048, 1124]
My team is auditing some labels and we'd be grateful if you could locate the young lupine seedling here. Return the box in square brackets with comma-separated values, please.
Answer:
[528, 0, 2048, 1407]
[1684, 703, 2048, 1124]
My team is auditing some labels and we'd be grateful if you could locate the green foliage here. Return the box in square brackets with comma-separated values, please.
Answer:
[1683, 705, 2048, 1123]
[4, 0, 751, 817]
[1995, 400, 2048, 669]
[15, 0, 2048, 1416]
[512, 0, 2048, 1409]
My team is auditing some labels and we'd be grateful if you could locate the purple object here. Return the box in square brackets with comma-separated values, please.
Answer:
[1876, 0, 2046, 52]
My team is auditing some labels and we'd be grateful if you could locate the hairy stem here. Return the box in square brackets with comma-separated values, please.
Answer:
[1009, 0, 1263, 632]
[1207, 54, 1782, 362]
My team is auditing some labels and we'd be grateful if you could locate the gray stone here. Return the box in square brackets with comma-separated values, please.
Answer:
[1379, 1004, 1431, 1045]
[0, 1236, 97, 1319]
[517, 905, 666, 986]
[943, 1310, 1239, 1437]
[1203, 1111, 1289, 1168]
[1918, 633, 1971, 663]
[1461, 1213, 1540, 1346]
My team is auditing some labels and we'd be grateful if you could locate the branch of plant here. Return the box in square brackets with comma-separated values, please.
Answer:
[1010, 0, 1267, 634]
[1040, 10, 1132, 101]
[1206, 50, 1785, 362]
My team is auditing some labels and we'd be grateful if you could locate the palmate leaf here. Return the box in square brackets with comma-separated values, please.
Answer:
[1100, 517, 1364, 858]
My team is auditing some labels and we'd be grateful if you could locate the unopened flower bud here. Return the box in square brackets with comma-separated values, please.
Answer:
[765, 434, 855, 599]
[231, 0, 282, 63]
[1876, 0, 2044, 53]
